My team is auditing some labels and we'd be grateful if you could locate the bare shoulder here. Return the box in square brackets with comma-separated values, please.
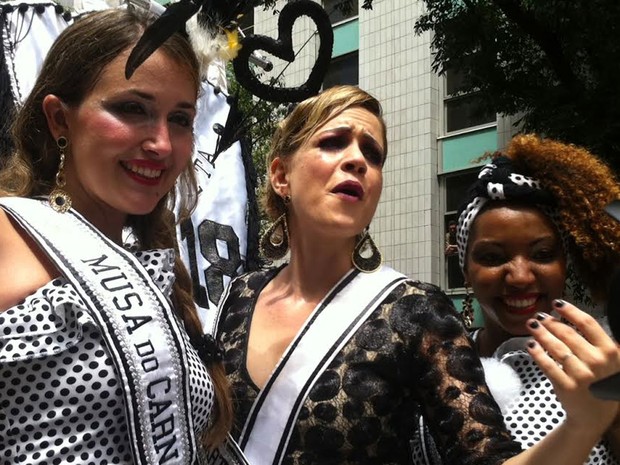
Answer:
[0, 207, 58, 312]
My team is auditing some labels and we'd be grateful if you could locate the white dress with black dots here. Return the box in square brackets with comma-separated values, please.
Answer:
[478, 334, 620, 465]
[0, 249, 215, 465]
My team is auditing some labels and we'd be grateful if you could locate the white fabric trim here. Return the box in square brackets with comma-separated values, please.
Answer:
[1, 2, 72, 105]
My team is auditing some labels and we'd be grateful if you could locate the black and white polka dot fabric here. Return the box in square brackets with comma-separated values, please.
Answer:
[0, 249, 215, 465]
[483, 342, 619, 465]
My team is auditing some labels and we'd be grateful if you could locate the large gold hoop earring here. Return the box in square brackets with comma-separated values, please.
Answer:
[48, 136, 72, 213]
[352, 227, 382, 273]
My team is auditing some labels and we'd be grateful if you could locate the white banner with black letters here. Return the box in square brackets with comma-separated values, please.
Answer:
[176, 79, 248, 333]
[0, 197, 197, 465]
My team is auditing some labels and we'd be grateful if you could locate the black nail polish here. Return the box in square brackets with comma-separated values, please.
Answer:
[527, 340, 536, 349]
[554, 299, 565, 308]
[536, 312, 547, 321]
[529, 320, 540, 329]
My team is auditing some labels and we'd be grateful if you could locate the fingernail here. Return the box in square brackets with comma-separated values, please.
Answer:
[527, 340, 537, 349]
[529, 320, 540, 329]
[536, 312, 549, 321]
[553, 299, 565, 308]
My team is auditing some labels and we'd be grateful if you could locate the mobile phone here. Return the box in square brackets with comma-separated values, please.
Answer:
[589, 200, 620, 400]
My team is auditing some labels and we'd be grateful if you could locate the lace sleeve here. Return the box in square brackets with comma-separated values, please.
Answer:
[400, 282, 522, 465]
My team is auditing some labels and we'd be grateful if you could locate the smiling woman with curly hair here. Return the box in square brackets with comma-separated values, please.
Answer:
[445, 133, 620, 465]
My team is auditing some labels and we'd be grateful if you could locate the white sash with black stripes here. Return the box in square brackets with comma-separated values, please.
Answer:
[0, 197, 197, 465]
[213, 265, 409, 465]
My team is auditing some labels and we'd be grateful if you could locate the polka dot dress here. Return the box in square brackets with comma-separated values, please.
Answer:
[486, 340, 619, 465]
[0, 249, 215, 465]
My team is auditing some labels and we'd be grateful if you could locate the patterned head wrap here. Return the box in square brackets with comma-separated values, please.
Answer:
[456, 156, 557, 271]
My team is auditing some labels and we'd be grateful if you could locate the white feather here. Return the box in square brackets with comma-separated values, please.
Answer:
[186, 16, 219, 76]
[480, 357, 523, 414]
[186, 15, 239, 81]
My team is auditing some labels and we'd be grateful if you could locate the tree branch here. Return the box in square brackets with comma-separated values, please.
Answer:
[491, 0, 579, 92]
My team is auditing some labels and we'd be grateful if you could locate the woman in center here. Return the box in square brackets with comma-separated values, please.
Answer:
[214, 85, 620, 465]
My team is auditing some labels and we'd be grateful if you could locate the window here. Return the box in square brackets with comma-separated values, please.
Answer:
[322, 3, 359, 89]
[323, 51, 359, 87]
[323, 0, 358, 24]
[443, 170, 479, 290]
[444, 68, 495, 133]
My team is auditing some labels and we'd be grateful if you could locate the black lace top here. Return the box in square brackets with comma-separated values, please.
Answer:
[217, 268, 522, 465]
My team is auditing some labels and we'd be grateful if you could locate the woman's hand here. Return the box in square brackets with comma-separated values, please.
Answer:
[526, 299, 620, 438]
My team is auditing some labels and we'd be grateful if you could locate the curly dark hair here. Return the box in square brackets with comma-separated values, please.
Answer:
[503, 134, 620, 301]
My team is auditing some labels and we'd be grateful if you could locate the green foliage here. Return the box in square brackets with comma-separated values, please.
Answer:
[414, 0, 620, 172]
[225, 64, 287, 243]
[226, 63, 287, 190]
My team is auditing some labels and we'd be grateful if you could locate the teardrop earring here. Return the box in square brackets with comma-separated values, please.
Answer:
[259, 195, 291, 260]
[259, 213, 290, 260]
[351, 226, 382, 273]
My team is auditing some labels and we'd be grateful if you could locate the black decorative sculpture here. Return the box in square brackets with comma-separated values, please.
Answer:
[232, 0, 333, 103]
[126, 0, 333, 105]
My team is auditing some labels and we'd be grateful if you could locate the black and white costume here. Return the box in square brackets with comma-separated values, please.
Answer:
[473, 331, 619, 465]
[0, 198, 216, 465]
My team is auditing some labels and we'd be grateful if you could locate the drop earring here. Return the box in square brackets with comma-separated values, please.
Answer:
[48, 136, 72, 213]
[352, 226, 382, 273]
[259, 195, 291, 260]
